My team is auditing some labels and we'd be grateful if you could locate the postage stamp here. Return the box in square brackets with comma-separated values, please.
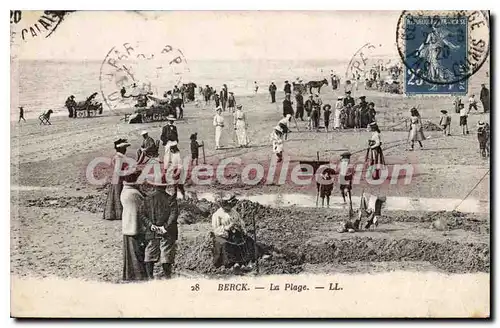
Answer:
[396, 10, 490, 95]
[10, 10, 73, 44]
[10, 10, 490, 318]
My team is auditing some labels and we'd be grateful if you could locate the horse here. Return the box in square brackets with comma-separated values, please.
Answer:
[305, 79, 328, 94]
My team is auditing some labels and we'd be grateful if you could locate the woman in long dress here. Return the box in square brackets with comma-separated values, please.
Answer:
[213, 107, 225, 150]
[334, 97, 343, 129]
[103, 138, 131, 220]
[408, 108, 425, 150]
[233, 105, 249, 147]
[368, 122, 384, 180]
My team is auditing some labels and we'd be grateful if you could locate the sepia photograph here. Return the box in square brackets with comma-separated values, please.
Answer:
[9, 8, 491, 318]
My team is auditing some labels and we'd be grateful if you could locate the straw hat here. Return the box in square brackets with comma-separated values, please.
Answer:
[440, 110, 448, 114]
[140, 130, 148, 136]
[166, 114, 176, 121]
[114, 138, 130, 149]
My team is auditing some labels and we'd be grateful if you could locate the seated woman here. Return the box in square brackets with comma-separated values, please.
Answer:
[211, 194, 257, 269]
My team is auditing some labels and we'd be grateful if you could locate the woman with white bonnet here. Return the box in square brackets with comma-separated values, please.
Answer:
[213, 106, 225, 150]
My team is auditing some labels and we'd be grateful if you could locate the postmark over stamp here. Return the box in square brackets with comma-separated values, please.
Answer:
[396, 10, 489, 94]
[99, 42, 189, 111]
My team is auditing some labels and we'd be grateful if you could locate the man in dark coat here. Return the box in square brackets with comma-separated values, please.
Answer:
[283, 93, 294, 117]
[295, 92, 304, 120]
[284, 81, 291, 95]
[65, 95, 76, 118]
[143, 178, 179, 279]
[221, 84, 228, 110]
[343, 91, 355, 108]
[358, 96, 369, 128]
[269, 82, 277, 103]
[480, 84, 490, 113]
[368, 102, 377, 123]
[18, 106, 26, 123]
[161, 115, 179, 167]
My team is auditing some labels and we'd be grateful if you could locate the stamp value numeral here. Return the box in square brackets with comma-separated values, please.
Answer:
[10, 10, 22, 24]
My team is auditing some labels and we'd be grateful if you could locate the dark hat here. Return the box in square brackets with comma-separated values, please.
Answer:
[345, 91, 351, 94]
[368, 102, 375, 107]
[190, 133, 198, 140]
[19, 106, 23, 109]
[340, 151, 351, 159]
[359, 96, 366, 99]
[285, 80, 289, 83]
[440, 110, 448, 114]
[114, 138, 130, 149]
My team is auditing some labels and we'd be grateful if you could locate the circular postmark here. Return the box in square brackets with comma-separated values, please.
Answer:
[396, 10, 490, 85]
[10, 10, 71, 44]
[99, 41, 189, 112]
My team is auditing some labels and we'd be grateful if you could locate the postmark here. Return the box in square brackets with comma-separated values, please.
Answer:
[345, 43, 403, 94]
[10, 10, 73, 44]
[99, 41, 189, 112]
[396, 10, 489, 94]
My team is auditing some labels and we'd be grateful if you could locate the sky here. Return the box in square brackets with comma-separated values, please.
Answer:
[11, 11, 401, 61]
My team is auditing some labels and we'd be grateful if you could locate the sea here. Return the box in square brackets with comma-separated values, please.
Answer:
[11, 59, 351, 121]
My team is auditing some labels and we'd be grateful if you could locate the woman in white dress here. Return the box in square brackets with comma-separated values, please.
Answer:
[270, 125, 284, 162]
[213, 107, 225, 149]
[233, 105, 249, 147]
[334, 96, 343, 129]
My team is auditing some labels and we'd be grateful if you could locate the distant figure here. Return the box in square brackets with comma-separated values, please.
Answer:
[323, 104, 332, 133]
[284, 80, 291, 95]
[137, 131, 157, 164]
[214, 91, 221, 108]
[304, 94, 314, 130]
[480, 84, 490, 113]
[439, 110, 451, 136]
[459, 103, 470, 135]
[334, 97, 343, 130]
[295, 92, 304, 121]
[343, 91, 355, 108]
[468, 94, 478, 111]
[282, 93, 294, 118]
[213, 107, 225, 149]
[270, 125, 284, 162]
[254, 81, 259, 94]
[221, 84, 228, 111]
[160, 115, 179, 170]
[190, 133, 203, 165]
[269, 82, 277, 103]
[228, 92, 236, 112]
[234, 105, 249, 147]
[477, 121, 490, 158]
[453, 96, 462, 114]
[18, 106, 26, 123]
[204, 85, 211, 106]
[409, 108, 425, 150]
[318, 166, 335, 208]
[65, 95, 76, 118]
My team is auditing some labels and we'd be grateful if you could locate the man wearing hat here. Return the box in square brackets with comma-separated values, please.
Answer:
[18, 106, 26, 123]
[304, 94, 314, 129]
[357, 96, 369, 128]
[227, 92, 236, 112]
[137, 131, 157, 164]
[295, 90, 304, 120]
[213, 106, 225, 149]
[268, 82, 277, 103]
[65, 95, 76, 118]
[477, 121, 490, 158]
[343, 91, 355, 108]
[143, 174, 179, 279]
[104, 138, 131, 221]
[282, 93, 294, 118]
[284, 80, 291, 95]
[221, 84, 228, 110]
[190, 133, 203, 165]
[439, 110, 451, 136]
[480, 83, 490, 113]
[160, 114, 179, 169]
[121, 170, 147, 281]
[270, 125, 285, 162]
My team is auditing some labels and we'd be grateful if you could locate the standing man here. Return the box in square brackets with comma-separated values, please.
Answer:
[305, 94, 314, 130]
[358, 96, 369, 128]
[254, 81, 259, 94]
[171, 94, 184, 119]
[221, 84, 228, 111]
[18, 106, 26, 123]
[480, 84, 490, 113]
[121, 170, 147, 282]
[213, 107, 225, 149]
[284, 80, 292, 95]
[65, 95, 76, 118]
[228, 92, 236, 112]
[283, 93, 294, 118]
[343, 91, 355, 108]
[468, 94, 478, 111]
[269, 82, 277, 103]
[160, 115, 179, 170]
[295, 91, 304, 121]
[143, 176, 179, 279]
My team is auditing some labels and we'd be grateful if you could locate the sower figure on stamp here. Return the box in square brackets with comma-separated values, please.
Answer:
[160, 114, 179, 170]
[143, 174, 179, 280]
[121, 170, 147, 282]
[104, 138, 131, 221]
[480, 84, 490, 113]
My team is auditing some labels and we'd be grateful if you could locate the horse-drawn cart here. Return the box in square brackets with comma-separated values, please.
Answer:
[66, 92, 103, 118]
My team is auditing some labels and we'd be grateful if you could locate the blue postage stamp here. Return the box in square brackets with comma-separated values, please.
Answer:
[403, 15, 468, 95]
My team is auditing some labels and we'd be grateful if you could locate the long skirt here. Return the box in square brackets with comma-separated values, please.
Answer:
[333, 111, 341, 128]
[103, 182, 123, 220]
[123, 235, 147, 281]
[215, 126, 223, 148]
[409, 124, 425, 141]
[212, 232, 257, 268]
[236, 121, 249, 146]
